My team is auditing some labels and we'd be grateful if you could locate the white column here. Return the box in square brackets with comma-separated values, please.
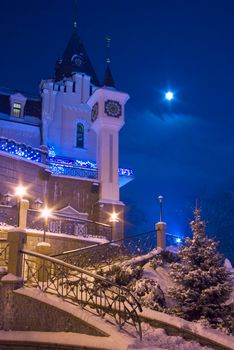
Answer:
[96, 127, 119, 202]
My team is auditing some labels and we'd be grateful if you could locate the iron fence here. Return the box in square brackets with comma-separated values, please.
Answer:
[0, 238, 9, 267]
[166, 233, 184, 247]
[0, 205, 17, 227]
[53, 230, 157, 270]
[21, 249, 142, 339]
[27, 210, 112, 241]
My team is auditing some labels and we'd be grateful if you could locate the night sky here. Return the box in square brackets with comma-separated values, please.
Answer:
[0, 1, 233, 261]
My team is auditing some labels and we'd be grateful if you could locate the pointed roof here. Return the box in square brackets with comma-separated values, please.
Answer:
[55, 28, 99, 86]
[103, 64, 115, 88]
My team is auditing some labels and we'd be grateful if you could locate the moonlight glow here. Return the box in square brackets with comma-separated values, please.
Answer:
[165, 91, 174, 101]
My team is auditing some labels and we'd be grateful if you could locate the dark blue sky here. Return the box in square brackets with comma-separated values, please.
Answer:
[0, 1, 233, 259]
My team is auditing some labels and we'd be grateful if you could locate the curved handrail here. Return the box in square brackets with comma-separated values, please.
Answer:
[53, 229, 156, 257]
[21, 249, 142, 339]
[52, 229, 157, 269]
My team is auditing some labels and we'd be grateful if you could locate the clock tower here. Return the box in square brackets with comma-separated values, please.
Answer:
[40, 24, 131, 240]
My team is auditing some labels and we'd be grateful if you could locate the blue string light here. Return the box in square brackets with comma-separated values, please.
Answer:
[0, 137, 41, 162]
[0, 139, 134, 178]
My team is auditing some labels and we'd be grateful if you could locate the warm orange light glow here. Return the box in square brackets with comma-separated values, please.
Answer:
[110, 212, 119, 222]
[40, 207, 52, 220]
[15, 185, 27, 198]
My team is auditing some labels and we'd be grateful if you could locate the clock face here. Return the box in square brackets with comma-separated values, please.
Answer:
[72, 54, 84, 66]
[105, 100, 122, 118]
[91, 102, 99, 122]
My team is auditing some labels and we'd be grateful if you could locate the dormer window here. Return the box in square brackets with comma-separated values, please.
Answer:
[10, 93, 27, 118]
[12, 103, 22, 117]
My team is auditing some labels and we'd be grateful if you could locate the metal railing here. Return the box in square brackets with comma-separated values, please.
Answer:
[21, 249, 142, 339]
[27, 210, 112, 241]
[0, 205, 17, 227]
[48, 161, 98, 179]
[0, 238, 9, 267]
[0, 137, 45, 163]
[53, 230, 157, 270]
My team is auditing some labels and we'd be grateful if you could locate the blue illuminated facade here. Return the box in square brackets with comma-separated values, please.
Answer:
[0, 137, 133, 181]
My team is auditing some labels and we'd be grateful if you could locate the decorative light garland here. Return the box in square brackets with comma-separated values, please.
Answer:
[0, 137, 41, 162]
[0, 140, 134, 178]
[47, 147, 133, 177]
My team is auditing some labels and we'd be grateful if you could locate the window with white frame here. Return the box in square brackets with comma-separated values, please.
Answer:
[12, 102, 22, 117]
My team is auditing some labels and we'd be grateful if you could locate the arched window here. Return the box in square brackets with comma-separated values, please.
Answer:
[76, 123, 84, 148]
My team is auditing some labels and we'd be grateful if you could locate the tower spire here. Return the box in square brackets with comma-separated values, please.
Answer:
[106, 35, 111, 64]
[103, 36, 115, 88]
[73, 0, 78, 30]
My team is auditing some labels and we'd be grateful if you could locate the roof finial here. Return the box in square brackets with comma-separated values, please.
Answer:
[73, 0, 78, 30]
[105, 35, 111, 64]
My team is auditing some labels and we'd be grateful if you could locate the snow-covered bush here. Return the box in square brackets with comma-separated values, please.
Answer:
[161, 250, 179, 263]
[130, 278, 165, 311]
[169, 209, 233, 333]
[103, 264, 143, 286]
[198, 304, 234, 334]
[150, 250, 179, 270]
[149, 254, 164, 269]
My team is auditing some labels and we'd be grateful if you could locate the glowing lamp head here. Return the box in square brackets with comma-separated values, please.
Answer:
[40, 207, 52, 220]
[110, 212, 119, 223]
[165, 91, 174, 101]
[158, 195, 163, 203]
[176, 238, 182, 244]
[15, 185, 26, 198]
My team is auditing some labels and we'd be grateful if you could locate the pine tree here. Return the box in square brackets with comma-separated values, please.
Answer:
[169, 208, 233, 326]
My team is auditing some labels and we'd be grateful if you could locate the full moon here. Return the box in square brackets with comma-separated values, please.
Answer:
[165, 91, 174, 101]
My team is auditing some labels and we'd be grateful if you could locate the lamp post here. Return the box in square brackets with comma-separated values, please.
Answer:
[109, 212, 119, 241]
[158, 195, 163, 222]
[40, 207, 52, 242]
[15, 185, 27, 227]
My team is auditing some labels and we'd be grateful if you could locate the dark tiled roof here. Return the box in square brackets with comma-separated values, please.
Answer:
[0, 88, 41, 118]
[24, 99, 41, 118]
[0, 94, 10, 114]
[103, 65, 115, 88]
[55, 29, 99, 86]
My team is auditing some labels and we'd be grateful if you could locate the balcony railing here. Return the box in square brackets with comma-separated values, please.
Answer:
[47, 162, 98, 179]
[0, 137, 134, 181]
[0, 137, 46, 163]
[27, 209, 112, 241]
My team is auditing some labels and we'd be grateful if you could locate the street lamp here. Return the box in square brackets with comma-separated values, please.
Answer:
[15, 185, 27, 226]
[109, 211, 119, 241]
[158, 195, 163, 222]
[40, 207, 52, 242]
[15, 185, 27, 198]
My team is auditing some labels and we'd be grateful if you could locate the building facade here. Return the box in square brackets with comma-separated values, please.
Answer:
[0, 25, 133, 239]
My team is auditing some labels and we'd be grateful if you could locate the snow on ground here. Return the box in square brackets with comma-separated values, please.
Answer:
[129, 322, 214, 350]
[120, 248, 162, 267]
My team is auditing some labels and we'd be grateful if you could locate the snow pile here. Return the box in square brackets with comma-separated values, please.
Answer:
[130, 323, 214, 350]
